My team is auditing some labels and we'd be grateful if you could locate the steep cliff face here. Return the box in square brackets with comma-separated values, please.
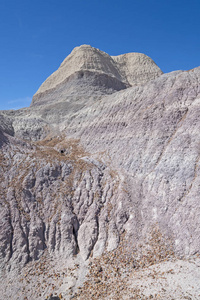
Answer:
[0, 46, 200, 299]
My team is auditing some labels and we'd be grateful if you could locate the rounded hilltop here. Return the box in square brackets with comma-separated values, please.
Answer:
[33, 44, 163, 101]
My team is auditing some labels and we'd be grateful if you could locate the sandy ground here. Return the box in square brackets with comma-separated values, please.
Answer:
[0, 255, 200, 299]
[128, 258, 200, 299]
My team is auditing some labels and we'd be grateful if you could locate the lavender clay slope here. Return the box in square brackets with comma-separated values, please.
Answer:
[0, 46, 199, 299]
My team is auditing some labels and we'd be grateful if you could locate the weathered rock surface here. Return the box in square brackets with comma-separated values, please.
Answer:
[0, 45, 200, 299]
[31, 45, 162, 106]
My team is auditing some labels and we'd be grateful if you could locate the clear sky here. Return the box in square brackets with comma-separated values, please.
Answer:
[0, 0, 199, 110]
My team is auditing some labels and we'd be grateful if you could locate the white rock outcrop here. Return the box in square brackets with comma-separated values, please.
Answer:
[31, 45, 162, 106]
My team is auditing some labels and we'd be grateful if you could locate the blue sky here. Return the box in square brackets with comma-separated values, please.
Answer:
[0, 0, 199, 110]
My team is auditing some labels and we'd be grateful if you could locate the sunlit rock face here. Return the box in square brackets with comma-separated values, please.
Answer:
[32, 45, 162, 102]
[1, 46, 200, 299]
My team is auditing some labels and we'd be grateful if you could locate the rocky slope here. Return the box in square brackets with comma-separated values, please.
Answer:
[0, 45, 200, 299]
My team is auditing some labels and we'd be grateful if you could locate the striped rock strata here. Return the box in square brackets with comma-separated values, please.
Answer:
[0, 46, 200, 299]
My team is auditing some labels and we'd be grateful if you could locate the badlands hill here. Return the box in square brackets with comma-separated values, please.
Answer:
[0, 45, 200, 299]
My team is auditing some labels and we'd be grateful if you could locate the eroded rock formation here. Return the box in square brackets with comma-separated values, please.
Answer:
[0, 45, 200, 299]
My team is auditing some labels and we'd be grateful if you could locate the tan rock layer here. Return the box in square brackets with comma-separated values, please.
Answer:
[33, 45, 162, 102]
